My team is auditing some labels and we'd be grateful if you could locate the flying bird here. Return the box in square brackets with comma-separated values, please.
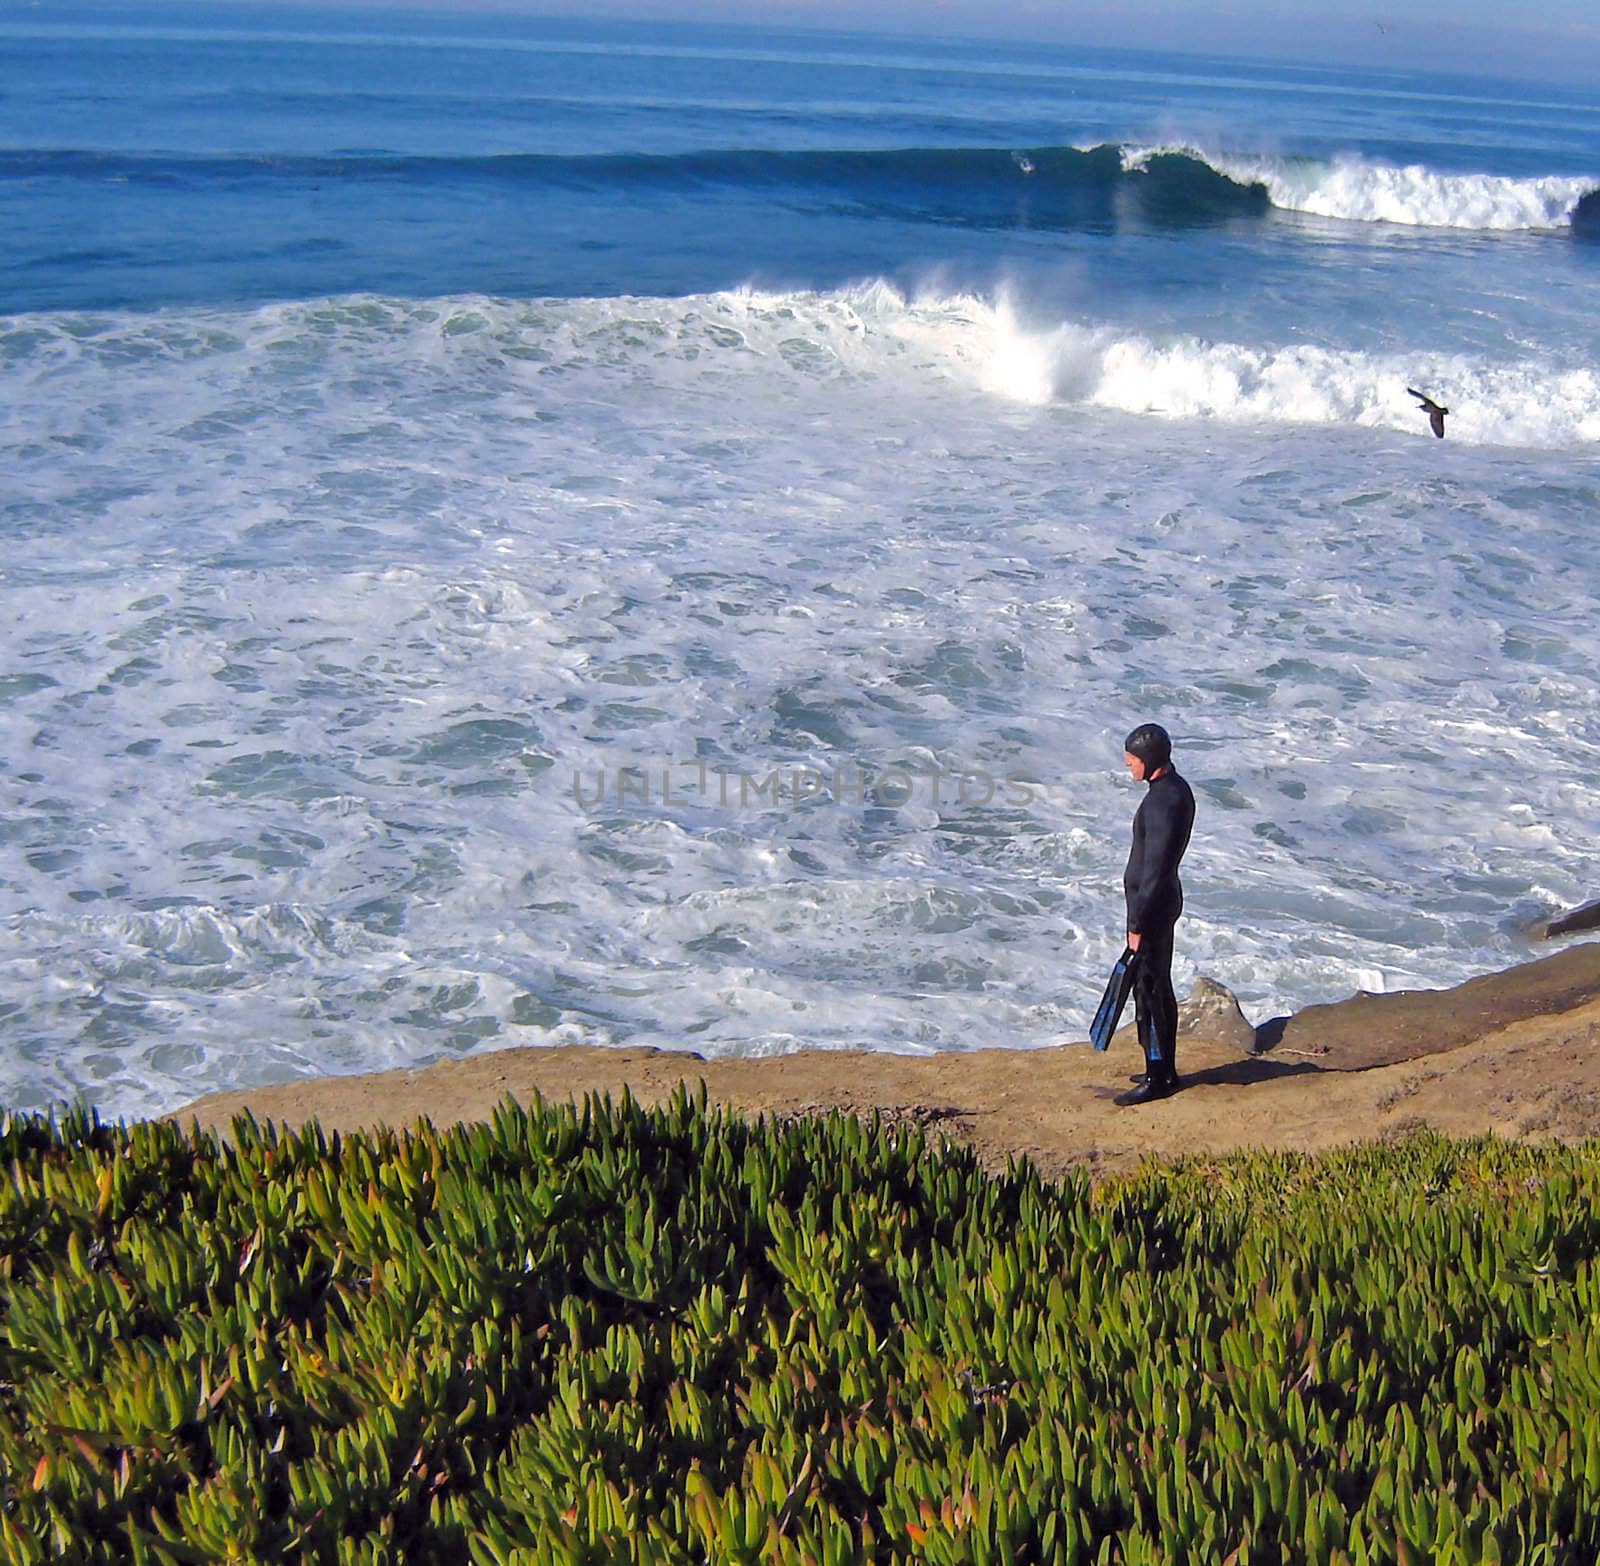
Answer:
[1408, 387, 1448, 438]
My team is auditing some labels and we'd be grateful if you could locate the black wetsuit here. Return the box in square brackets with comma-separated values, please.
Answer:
[1124, 768, 1196, 1081]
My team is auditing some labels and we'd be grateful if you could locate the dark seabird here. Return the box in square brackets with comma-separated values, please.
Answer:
[1408, 387, 1448, 438]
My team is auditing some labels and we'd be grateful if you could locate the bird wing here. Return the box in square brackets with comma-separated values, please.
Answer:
[1429, 409, 1446, 438]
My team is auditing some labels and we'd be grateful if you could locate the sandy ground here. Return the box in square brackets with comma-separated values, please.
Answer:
[171, 943, 1600, 1180]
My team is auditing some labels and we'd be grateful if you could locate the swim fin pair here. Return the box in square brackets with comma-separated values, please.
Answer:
[1089, 947, 1164, 1063]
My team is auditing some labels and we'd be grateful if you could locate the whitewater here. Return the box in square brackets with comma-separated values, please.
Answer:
[1120, 145, 1593, 231]
[4, 9, 1600, 1119]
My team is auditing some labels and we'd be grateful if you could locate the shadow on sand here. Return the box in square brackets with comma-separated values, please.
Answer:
[1089, 1051, 1322, 1100]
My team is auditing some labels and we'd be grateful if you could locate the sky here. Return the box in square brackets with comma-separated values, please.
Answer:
[246, 0, 1600, 85]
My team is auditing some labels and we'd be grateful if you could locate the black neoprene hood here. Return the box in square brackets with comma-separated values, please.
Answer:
[1123, 723, 1172, 773]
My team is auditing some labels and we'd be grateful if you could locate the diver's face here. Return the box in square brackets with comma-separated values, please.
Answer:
[1124, 750, 1146, 782]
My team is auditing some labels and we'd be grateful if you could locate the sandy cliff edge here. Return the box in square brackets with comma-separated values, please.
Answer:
[169, 944, 1600, 1180]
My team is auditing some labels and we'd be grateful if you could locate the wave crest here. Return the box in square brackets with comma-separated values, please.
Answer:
[1128, 143, 1596, 231]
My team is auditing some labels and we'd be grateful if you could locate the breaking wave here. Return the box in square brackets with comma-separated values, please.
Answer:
[970, 303, 1600, 445]
[8, 280, 1600, 448]
[1126, 144, 1597, 231]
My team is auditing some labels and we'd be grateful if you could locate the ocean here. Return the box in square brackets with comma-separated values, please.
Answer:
[4, 3, 1600, 1120]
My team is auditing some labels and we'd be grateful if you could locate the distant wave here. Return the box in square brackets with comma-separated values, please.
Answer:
[7, 142, 1595, 236]
[0, 144, 1262, 231]
[1126, 144, 1597, 232]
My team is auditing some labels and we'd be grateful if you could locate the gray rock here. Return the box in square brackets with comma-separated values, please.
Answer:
[1109, 975, 1256, 1053]
[1178, 976, 1257, 1052]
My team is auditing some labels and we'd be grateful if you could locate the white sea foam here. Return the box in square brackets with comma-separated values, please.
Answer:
[971, 306, 1600, 446]
[1123, 142, 1597, 230]
[4, 287, 1600, 1119]
[774, 283, 1600, 447]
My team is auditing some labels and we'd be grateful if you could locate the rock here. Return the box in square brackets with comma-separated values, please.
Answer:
[1527, 898, 1600, 941]
[1257, 943, 1600, 1070]
[1110, 975, 1256, 1053]
[1177, 976, 1257, 1052]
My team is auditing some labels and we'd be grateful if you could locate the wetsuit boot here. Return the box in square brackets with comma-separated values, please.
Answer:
[1115, 1014, 1178, 1103]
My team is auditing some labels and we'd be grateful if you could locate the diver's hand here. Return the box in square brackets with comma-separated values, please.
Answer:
[1127, 931, 1142, 953]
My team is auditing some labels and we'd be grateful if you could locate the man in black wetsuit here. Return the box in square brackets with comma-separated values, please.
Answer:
[1115, 723, 1196, 1107]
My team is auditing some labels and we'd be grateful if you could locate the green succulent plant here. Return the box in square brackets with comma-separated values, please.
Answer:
[2, 1098, 1598, 1563]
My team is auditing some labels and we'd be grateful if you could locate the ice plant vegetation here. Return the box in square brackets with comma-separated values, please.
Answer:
[2, 1092, 1598, 1563]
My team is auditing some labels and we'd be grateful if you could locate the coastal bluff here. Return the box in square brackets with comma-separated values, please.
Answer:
[171, 944, 1600, 1181]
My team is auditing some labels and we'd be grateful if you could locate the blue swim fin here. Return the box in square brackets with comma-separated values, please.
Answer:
[1138, 1006, 1165, 1064]
[1090, 947, 1139, 1051]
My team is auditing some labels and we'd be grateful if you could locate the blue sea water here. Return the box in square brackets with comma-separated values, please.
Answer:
[4, 3, 1600, 1118]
